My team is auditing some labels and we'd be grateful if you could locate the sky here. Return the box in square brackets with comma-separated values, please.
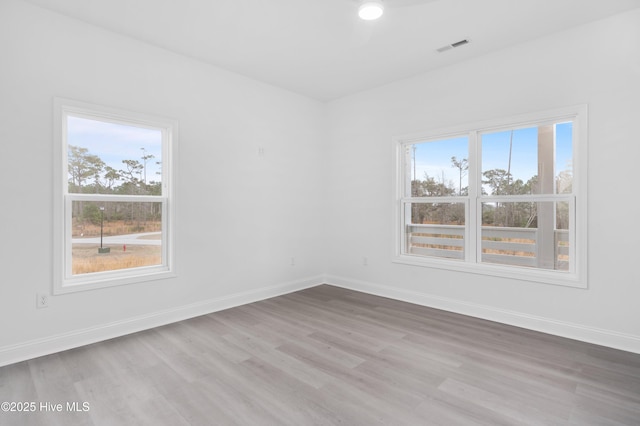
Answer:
[412, 122, 573, 194]
[67, 116, 163, 184]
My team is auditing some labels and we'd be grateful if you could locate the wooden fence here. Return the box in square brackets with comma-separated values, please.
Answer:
[406, 224, 569, 270]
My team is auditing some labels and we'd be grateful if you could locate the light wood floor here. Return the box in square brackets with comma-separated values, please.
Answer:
[1, 285, 640, 425]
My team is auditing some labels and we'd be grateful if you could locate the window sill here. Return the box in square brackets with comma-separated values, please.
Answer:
[393, 255, 586, 289]
[54, 268, 176, 295]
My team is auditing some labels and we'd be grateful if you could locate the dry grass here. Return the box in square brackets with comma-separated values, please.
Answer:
[72, 244, 162, 275]
[413, 232, 463, 252]
[480, 236, 535, 257]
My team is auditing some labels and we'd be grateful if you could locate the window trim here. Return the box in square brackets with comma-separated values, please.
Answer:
[53, 98, 177, 294]
[392, 105, 588, 288]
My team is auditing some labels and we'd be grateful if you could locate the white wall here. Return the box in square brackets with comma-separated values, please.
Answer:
[325, 8, 640, 352]
[0, 0, 327, 364]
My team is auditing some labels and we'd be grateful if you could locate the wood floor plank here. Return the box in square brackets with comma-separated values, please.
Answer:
[237, 357, 347, 426]
[268, 295, 407, 342]
[153, 376, 238, 425]
[252, 301, 392, 352]
[27, 354, 91, 426]
[2, 284, 640, 425]
[222, 331, 335, 389]
[277, 340, 435, 413]
[437, 377, 560, 425]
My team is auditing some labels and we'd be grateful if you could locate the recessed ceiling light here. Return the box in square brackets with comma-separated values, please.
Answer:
[359, 1, 384, 21]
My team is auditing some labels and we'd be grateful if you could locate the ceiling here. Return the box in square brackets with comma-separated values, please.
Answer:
[23, 0, 640, 101]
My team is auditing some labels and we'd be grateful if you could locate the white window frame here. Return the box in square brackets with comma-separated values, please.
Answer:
[393, 105, 588, 288]
[53, 98, 177, 294]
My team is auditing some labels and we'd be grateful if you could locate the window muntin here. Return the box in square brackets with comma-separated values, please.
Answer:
[54, 99, 176, 293]
[395, 106, 586, 287]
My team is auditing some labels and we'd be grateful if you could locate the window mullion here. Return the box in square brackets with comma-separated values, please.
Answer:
[468, 130, 479, 263]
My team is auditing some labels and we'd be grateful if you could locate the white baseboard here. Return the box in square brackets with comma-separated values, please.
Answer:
[0, 275, 324, 367]
[325, 275, 640, 355]
[4, 273, 638, 367]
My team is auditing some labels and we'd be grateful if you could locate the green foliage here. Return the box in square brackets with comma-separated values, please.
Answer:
[409, 157, 546, 228]
[411, 172, 461, 225]
[68, 145, 106, 193]
[410, 153, 571, 230]
[412, 174, 455, 197]
[67, 145, 161, 197]
[82, 203, 102, 226]
[67, 145, 163, 226]
[451, 156, 468, 195]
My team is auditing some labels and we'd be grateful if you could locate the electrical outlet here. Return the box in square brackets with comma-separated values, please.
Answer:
[363, 257, 368, 266]
[36, 293, 49, 309]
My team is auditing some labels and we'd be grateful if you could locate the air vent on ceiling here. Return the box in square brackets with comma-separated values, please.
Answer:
[437, 39, 470, 53]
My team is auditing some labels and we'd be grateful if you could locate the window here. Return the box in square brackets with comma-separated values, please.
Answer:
[394, 106, 587, 287]
[54, 99, 176, 293]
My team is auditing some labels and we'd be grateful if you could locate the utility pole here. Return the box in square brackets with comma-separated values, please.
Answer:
[98, 206, 110, 254]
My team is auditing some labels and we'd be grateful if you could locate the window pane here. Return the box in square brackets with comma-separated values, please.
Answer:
[67, 116, 162, 195]
[481, 122, 573, 196]
[71, 200, 163, 275]
[481, 201, 569, 271]
[409, 136, 468, 197]
[405, 202, 465, 259]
